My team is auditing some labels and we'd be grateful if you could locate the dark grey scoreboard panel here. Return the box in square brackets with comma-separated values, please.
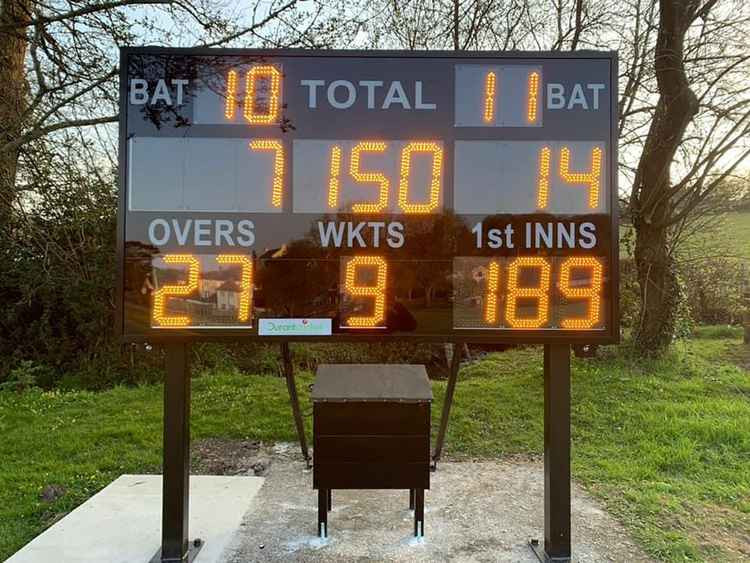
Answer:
[118, 49, 618, 343]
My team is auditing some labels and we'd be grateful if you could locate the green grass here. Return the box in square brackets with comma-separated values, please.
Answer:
[713, 212, 750, 260]
[681, 211, 750, 262]
[0, 372, 315, 560]
[692, 324, 745, 339]
[434, 339, 750, 560]
[620, 211, 750, 260]
[1, 335, 748, 561]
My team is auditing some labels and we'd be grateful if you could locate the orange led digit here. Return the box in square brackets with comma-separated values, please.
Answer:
[484, 71, 497, 123]
[559, 256, 603, 329]
[225, 70, 238, 120]
[327, 145, 343, 209]
[397, 142, 443, 214]
[343, 256, 388, 327]
[536, 146, 552, 209]
[216, 254, 254, 322]
[244, 65, 281, 125]
[504, 256, 551, 329]
[484, 261, 501, 324]
[349, 141, 389, 213]
[527, 71, 540, 124]
[152, 254, 200, 328]
[559, 146, 603, 209]
[249, 139, 284, 208]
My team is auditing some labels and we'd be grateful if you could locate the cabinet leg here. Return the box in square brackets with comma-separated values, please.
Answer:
[318, 489, 328, 538]
[409, 489, 415, 510]
[414, 488, 424, 537]
[327, 489, 332, 512]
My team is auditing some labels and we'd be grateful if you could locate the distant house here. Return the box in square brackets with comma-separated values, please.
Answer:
[199, 269, 233, 299]
[216, 280, 242, 312]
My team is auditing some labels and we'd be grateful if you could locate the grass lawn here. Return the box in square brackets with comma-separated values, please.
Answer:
[680, 211, 750, 262]
[1, 330, 748, 561]
[713, 212, 750, 260]
[621, 211, 750, 261]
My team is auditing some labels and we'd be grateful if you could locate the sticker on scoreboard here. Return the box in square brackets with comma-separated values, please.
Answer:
[258, 319, 332, 336]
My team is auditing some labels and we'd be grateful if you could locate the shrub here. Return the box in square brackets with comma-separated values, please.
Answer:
[678, 257, 746, 325]
[194, 341, 451, 379]
[0, 135, 124, 387]
[620, 252, 745, 333]
[0, 361, 52, 391]
[619, 257, 641, 331]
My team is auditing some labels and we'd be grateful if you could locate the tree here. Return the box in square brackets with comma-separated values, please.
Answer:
[361, 0, 750, 354]
[628, 0, 750, 353]
[0, 0, 363, 377]
[0, 0, 356, 227]
[0, 0, 31, 228]
[629, 1, 702, 352]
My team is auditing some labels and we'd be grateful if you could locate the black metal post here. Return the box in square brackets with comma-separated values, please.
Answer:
[432, 342, 462, 469]
[531, 344, 571, 562]
[151, 342, 202, 563]
[318, 488, 328, 538]
[414, 488, 425, 537]
[281, 342, 311, 467]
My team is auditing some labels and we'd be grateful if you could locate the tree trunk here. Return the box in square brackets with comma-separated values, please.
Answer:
[630, 0, 702, 355]
[633, 216, 680, 352]
[0, 0, 31, 228]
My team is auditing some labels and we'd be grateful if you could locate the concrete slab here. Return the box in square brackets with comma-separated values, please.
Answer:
[6, 475, 264, 563]
[224, 460, 652, 562]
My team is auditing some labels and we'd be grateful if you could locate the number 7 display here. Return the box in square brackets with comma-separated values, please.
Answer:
[151, 254, 254, 328]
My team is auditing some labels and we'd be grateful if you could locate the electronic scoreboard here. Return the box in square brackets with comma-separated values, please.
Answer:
[118, 49, 618, 343]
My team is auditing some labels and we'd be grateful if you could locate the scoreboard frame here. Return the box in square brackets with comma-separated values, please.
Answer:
[116, 47, 619, 345]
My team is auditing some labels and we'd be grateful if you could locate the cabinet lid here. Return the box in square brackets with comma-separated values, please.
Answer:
[312, 364, 433, 402]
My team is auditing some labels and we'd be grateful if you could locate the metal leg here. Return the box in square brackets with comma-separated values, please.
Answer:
[318, 489, 328, 538]
[414, 488, 424, 537]
[151, 343, 203, 563]
[281, 342, 311, 468]
[530, 344, 571, 562]
[327, 489, 332, 512]
[409, 488, 415, 510]
[432, 342, 462, 470]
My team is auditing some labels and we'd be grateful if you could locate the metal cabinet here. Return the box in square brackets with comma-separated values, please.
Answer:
[312, 364, 432, 538]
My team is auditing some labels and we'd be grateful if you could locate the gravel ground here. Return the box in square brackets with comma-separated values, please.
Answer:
[217, 444, 651, 563]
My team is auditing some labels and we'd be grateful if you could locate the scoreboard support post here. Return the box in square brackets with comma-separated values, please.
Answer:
[281, 342, 312, 468]
[531, 343, 572, 562]
[151, 342, 203, 563]
[431, 342, 462, 470]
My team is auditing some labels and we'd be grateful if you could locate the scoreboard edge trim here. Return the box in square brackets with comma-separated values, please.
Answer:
[115, 48, 620, 345]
